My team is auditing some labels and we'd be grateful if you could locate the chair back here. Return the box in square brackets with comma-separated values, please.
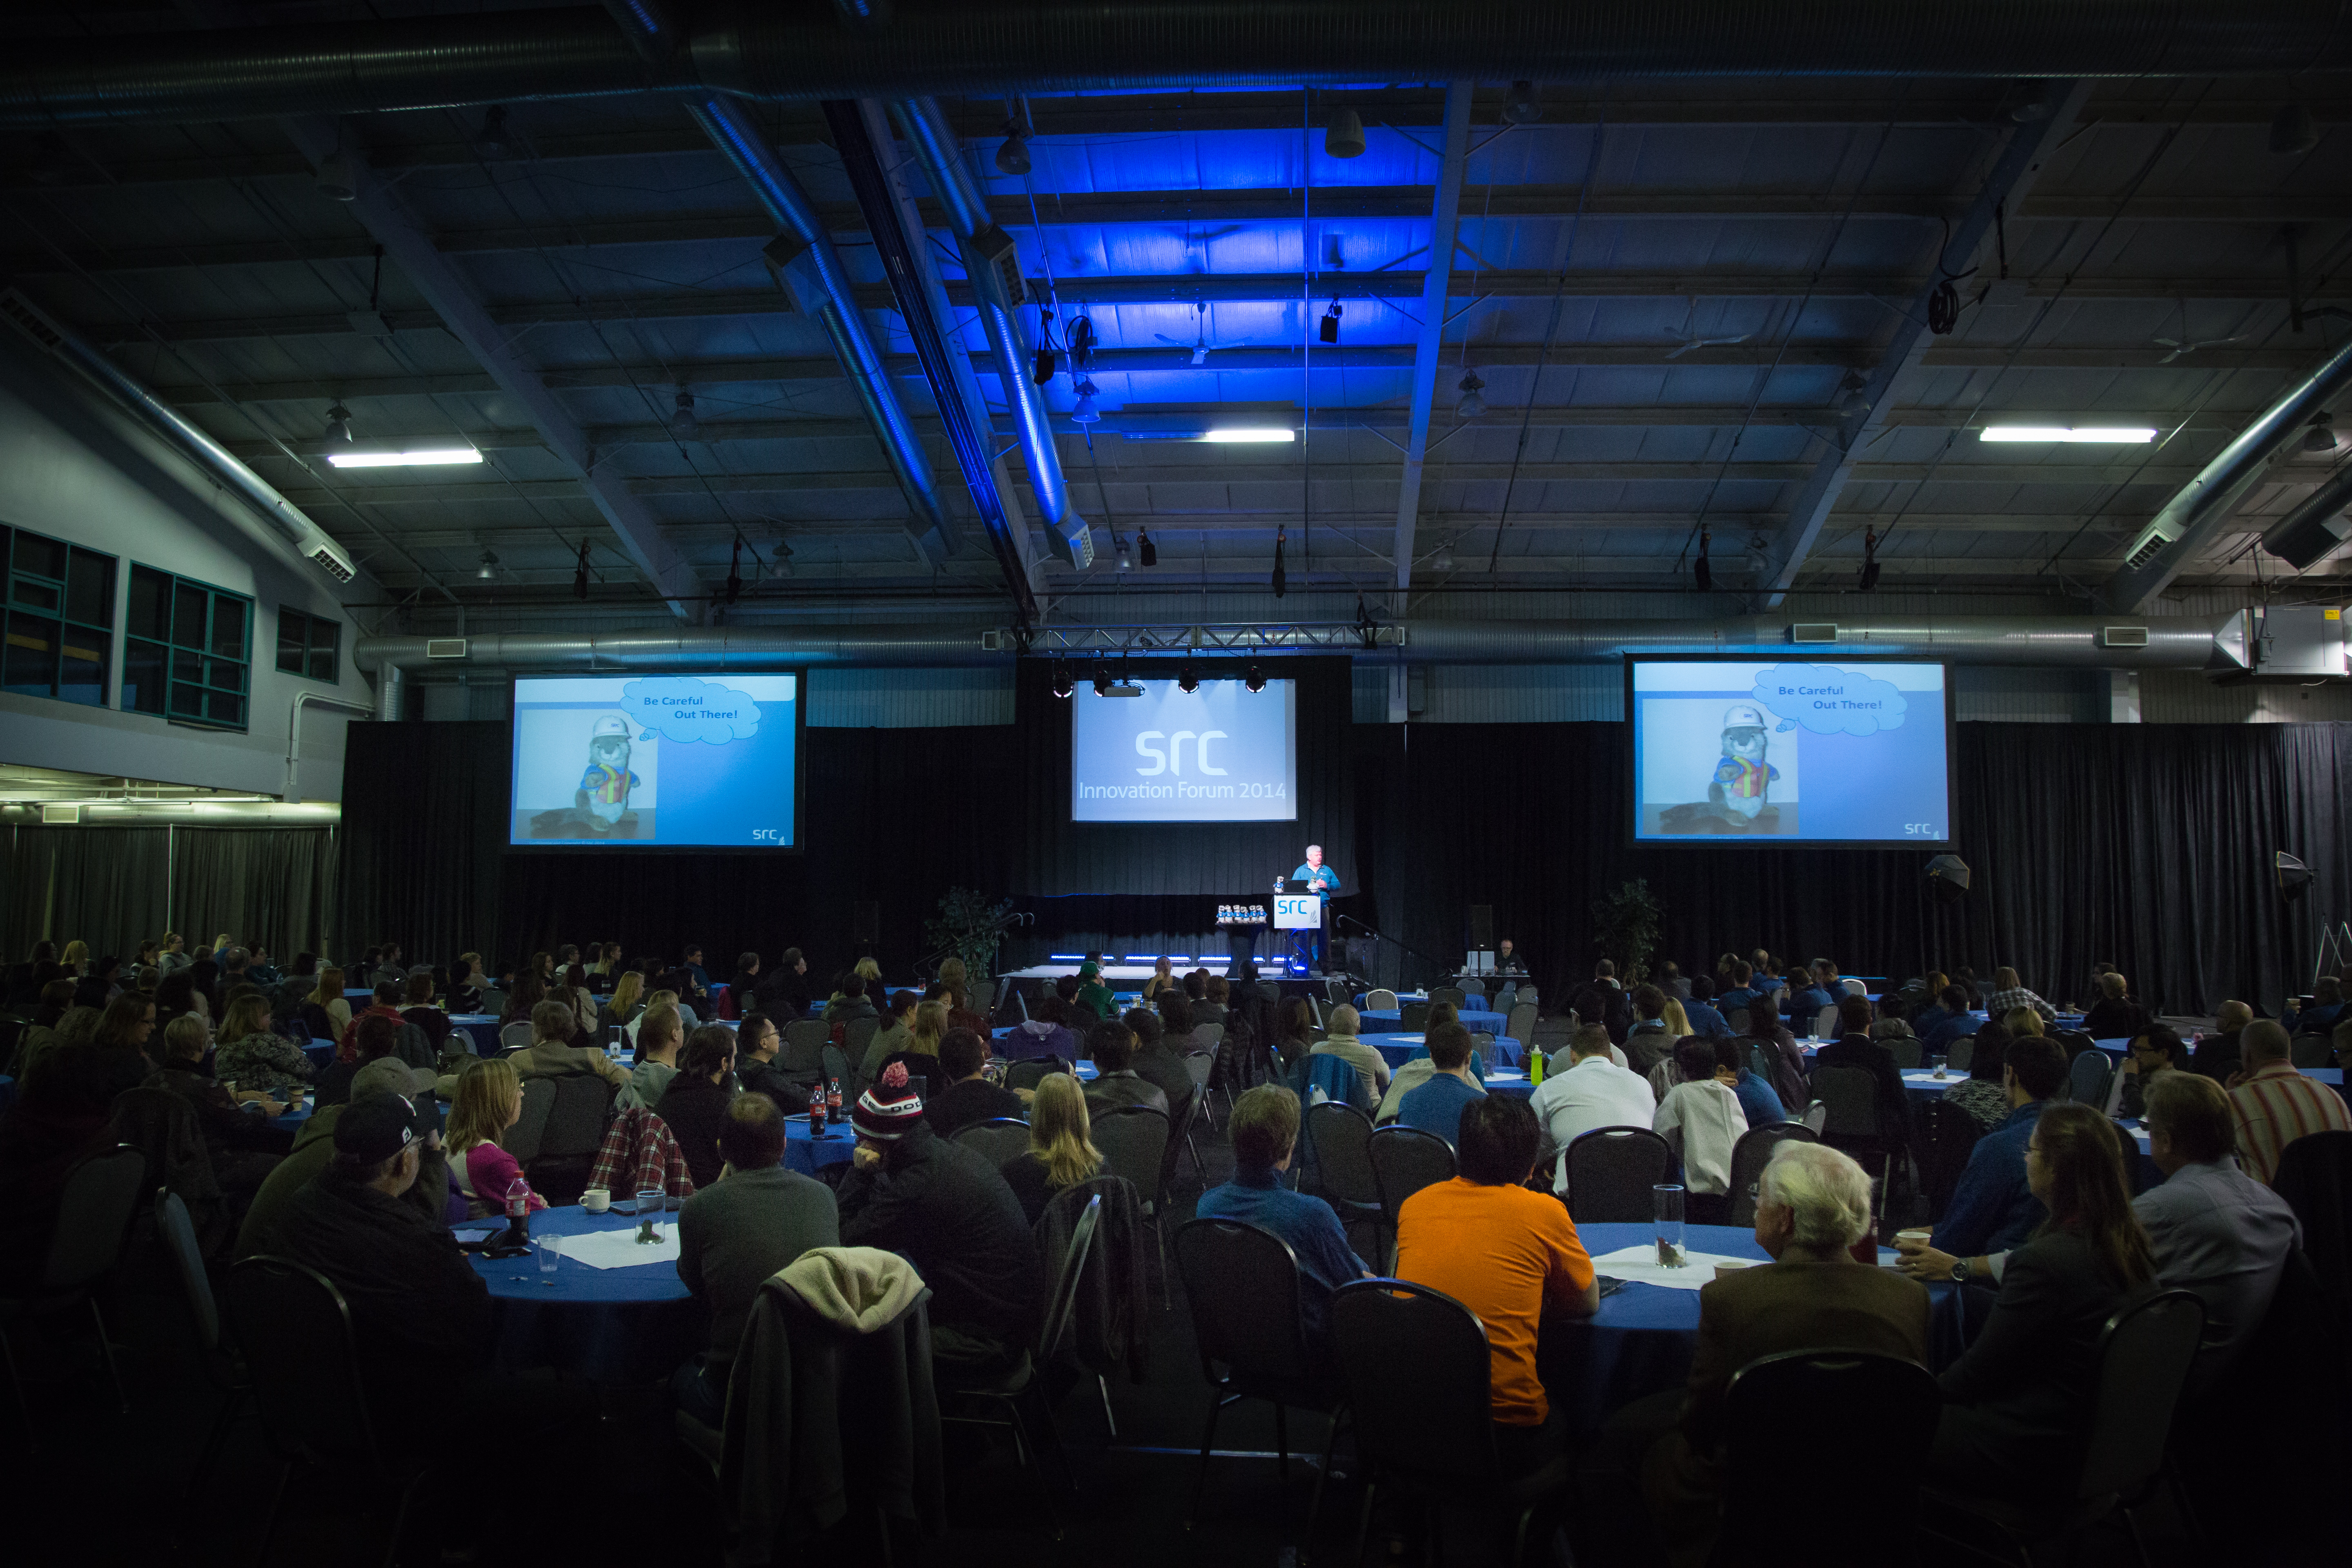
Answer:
[1885, 1036, 1922, 1069]
[1944, 1035, 1974, 1072]
[499, 1022, 534, 1053]
[1093, 1105, 1172, 1206]
[1459, 980, 1486, 1000]
[1367, 989, 1399, 1011]
[1329, 1280, 1498, 1485]
[1189, 1021, 1225, 1051]
[1916, 1098, 1984, 1220]
[1366, 1125, 1457, 1232]
[1303, 1101, 1379, 1208]
[155, 1187, 219, 1354]
[953, 1116, 1034, 1169]
[2078, 1290, 2206, 1501]
[2291, 1033, 2334, 1069]
[878, 1050, 935, 1101]
[1183, 1049, 1214, 1092]
[1292, 1051, 1370, 1115]
[1431, 987, 1466, 1009]
[1036, 1193, 1102, 1362]
[37, 1145, 146, 1295]
[1801, 1101, 1829, 1134]
[782, 1018, 831, 1072]
[1720, 1349, 1940, 1557]
[819, 1044, 850, 1093]
[2063, 1049, 2113, 1106]
[1724, 1123, 1817, 1226]
[1504, 1003, 1538, 1047]
[2271, 1130, 2352, 1319]
[1005, 1056, 1069, 1093]
[1812, 1003, 1840, 1039]
[841, 1016, 880, 1067]
[1726, 1006, 1751, 1035]
[1563, 1126, 1673, 1223]
[1399, 1000, 1432, 1031]
[1810, 1065, 1881, 1140]
[502, 1076, 557, 1164]
[223, 1256, 383, 1471]
[537, 1073, 614, 1160]
[1175, 1217, 1310, 1384]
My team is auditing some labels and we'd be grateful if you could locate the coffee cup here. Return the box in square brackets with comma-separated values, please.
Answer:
[1712, 1261, 1754, 1281]
[580, 1187, 611, 1214]
[1894, 1227, 1932, 1252]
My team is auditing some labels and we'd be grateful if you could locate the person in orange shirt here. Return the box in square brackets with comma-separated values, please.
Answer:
[1394, 1094, 1600, 1477]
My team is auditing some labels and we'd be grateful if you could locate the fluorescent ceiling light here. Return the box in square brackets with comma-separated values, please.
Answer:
[1199, 428, 1296, 443]
[1979, 426, 2157, 444]
[326, 448, 486, 468]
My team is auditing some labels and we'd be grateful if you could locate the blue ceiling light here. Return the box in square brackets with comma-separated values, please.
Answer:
[1325, 107, 1366, 160]
[1071, 379, 1100, 424]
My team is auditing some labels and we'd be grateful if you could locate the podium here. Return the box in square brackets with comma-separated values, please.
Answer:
[1275, 881, 1329, 974]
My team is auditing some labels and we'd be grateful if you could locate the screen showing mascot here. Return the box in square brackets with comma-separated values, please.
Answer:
[509, 673, 799, 848]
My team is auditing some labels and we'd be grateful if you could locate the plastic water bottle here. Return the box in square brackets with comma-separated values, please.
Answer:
[1528, 1042, 1546, 1085]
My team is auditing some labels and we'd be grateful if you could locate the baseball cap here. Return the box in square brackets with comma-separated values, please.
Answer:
[1077, 961, 1100, 980]
[334, 1091, 419, 1164]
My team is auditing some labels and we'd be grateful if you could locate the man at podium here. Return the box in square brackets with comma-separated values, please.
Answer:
[1288, 844, 1341, 973]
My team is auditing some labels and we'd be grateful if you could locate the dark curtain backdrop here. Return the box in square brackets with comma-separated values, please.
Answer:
[2, 824, 335, 963]
[336, 708, 2351, 1018]
[2, 826, 170, 962]
[172, 828, 337, 961]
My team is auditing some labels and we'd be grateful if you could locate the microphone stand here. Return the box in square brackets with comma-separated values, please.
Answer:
[1336, 913, 1454, 991]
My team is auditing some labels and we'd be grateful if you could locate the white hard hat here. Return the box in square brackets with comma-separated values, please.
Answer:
[591, 715, 632, 740]
[1722, 704, 1766, 730]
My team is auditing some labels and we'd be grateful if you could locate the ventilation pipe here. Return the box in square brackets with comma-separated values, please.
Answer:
[7, 6, 2351, 127]
[0, 289, 356, 586]
[599, 0, 957, 564]
[895, 96, 1092, 568]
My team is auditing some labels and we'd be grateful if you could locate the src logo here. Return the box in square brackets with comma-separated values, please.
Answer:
[751, 828, 786, 842]
[1134, 729, 1229, 777]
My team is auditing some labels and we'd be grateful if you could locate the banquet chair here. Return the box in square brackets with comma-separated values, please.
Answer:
[1946, 1036, 1975, 1073]
[1916, 1101, 1984, 1222]
[1505, 1003, 1539, 1049]
[1724, 1123, 1817, 1227]
[1886, 1036, 1922, 1069]
[2267, 1131, 2352, 1320]
[840, 1016, 879, 1069]
[1366, 1126, 1457, 1271]
[1563, 1127, 1673, 1224]
[1006, 1056, 1070, 1094]
[1400, 1000, 1432, 1032]
[501, 1077, 557, 1165]
[2291, 1033, 2334, 1069]
[158, 1189, 248, 1503]
[782, 1018, 831, 1070]
[499, 1022, 533, 1053]
[1302, 1101, 1383, 1256]
[1722, 1349, 1940, 1566]
[1812, 1004, 1841, 1039]
[1174, 1218, 1345, 1540]
[0, 1144, 144, 1424]
[1923, 1290, 2205, 1568]
[1183, 1048, 1220, 1131]
[1367, 989, 1399, 1012]
[1093, 1107, 1174, 1305]
[1330, 1279, 1567, 1568]
[1432, 987, 1467, 1010]
[954, 1116, 1034, 1169]
[1492, 982, 1517, 1012]
[1459, 980, 1486, 1001]
[2063, 1050, 2114, 1107]
[1725, 1007, 1751, 1035]
[224, 1256, 432, 1568]
[530, 1075, 616, 1203]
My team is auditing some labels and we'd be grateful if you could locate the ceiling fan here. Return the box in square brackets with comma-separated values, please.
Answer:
[1156, 301, 1213, 365]
[2152, 333, 2248, 363]
[1663, 298, 1749, 359]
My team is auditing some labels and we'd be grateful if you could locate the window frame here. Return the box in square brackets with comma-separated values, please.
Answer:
[275, 605, 341, 684]
[124, 562, 252, 732]
[1, 522, 116, 710]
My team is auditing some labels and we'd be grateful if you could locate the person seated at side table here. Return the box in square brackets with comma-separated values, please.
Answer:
[2108, 1023, 2185, 1119]
[1652, 1038, 1750, 1225]
[925, 1027, 1025, 1139]
[1195, 1085, 1370, 1338]
[2191, 1000, 2250, 1083]
[1813, 996, 1911, 1142]
[1396, 1022, 1486, 1147]
[1941, 1020, 2013, 1132]
[673, 1093, 840, 1424]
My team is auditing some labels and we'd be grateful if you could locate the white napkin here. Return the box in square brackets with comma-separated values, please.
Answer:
[1589, 1243, 1759, 1290]
[555, 1225, 682, 1270]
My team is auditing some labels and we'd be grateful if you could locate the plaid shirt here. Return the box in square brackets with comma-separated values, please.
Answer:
[589, 1105, 697, 1200]
[2231, 1062, 2352, 1186]
[1985, 985, 2057, 1024]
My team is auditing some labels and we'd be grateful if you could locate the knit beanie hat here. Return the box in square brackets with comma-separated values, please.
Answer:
[853, 1061, 924, 1142]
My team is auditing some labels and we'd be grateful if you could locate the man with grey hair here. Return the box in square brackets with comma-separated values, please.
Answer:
[1621, 1141, 1931, 1567]
[2229, 1018, 2352, 1185]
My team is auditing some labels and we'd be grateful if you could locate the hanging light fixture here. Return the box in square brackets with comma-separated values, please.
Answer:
[1138, 528, 1156, 567]
[1455, 372, 1486, 419]
[1050, 658, 1074, 698]
[323, 403, 352, 443]
[1115, 535, 1132, 571]
[314, 153, 357, 201]
[1319, 301, 1342, 345]
[1694, 527, 1713, 592]
[2303, 412, 2338, 454]
[995, 119, 1032, 175]
[724, 537, 744, 604]
[1178, 655, 1199, 693]
[1092, 657, 1112, 698]
[1245, 662, 1267, 693]
[573, 540, 591, 599]
[475, 547, 499, 580]
[1503, 80, 1542, 125]
[1031, 306, 1058, 385]
[1071, 379, 1100, 424]
[1271, 524, 1288, 598]
[671, 390, 697, 438]
[1859, 526, 1882, 591]
[1324, 107, 1366, 159]
[476, 105, 511, 159]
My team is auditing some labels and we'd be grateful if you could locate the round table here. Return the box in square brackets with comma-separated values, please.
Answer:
[300, 1040, 334, 1069]
[786, 1116, 857, 1176]
[1361, 1032, 1526, 1072]
[448, 1013, 501, 1053]
[464, 1203, 699, 1381]
[1359, 1008, 1512, 1038]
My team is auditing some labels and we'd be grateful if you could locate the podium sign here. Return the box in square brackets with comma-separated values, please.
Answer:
[1273, 893, 1322, 931]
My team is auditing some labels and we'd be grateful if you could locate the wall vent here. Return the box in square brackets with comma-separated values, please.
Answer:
[423, 638, 470, 659]
[2100, 626, 2150, 648]
[1789, 623, 1839, 644]
[40, 804, 80, 824]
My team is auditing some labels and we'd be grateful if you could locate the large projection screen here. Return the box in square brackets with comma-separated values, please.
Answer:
[1070, 678, 1297, 822]
[508, 672, 802, 849]
[1628, 659, 1952, 846]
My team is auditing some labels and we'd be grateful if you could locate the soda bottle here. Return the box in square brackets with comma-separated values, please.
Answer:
[808, 1082, 826, 1134]
[503, 1176, 532, 1246]
[827, 1077, 844, 1116]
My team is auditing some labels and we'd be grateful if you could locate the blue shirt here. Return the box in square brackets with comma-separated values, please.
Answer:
[1922, 1015, 1977, 1054]
[1397, 1072, 1486, 1147]
[1683, 1001, 1731, 1038]
[1729, 1068, 1785, 1128]
[1405, 1045, 1487, 1082]
[1195, 1168, 1368, 1332]
[1932, 1099, 2049, 1258]
[1290, 862, 1341, 898]
[2287, 1000, 2345, 1036]
[1717, 987, 1758, 1015]
[1911, 1004, 1955, 1038]
[1786, 985, 1836, 1027]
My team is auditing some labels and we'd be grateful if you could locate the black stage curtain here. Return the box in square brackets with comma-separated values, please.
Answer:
[172, 827, 336, 960]
[339, 707, 2348, 1018]
[2, 826, 170, 962]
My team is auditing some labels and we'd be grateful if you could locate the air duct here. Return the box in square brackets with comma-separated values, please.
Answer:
[7, 5, 2351, 127]
[895, 96, 1092, 568]
[0, 288, 357, 586]
[2262, 466, 2352, 570]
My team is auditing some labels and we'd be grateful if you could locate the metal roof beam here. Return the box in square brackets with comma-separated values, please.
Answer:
[1391, 82, 1474, 592]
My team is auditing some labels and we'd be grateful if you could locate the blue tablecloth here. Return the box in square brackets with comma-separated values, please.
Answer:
[1361, 1031, 1525, 1071]
[786, 1116, 857, 1176]
[0, 1074, 13, 1113]
[300, 1041, 334, 1069]
[462, 1203, 700, 1381]
[1360, 1008, 1512, 1037]
[449, 1013, 501, 1053]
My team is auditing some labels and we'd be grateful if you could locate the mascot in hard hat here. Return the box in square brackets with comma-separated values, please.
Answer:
[529, 713, 646, 838]
[1660, 703, 1783, 835]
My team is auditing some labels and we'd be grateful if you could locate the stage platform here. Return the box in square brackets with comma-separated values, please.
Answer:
[994, 964, 1356, 1017]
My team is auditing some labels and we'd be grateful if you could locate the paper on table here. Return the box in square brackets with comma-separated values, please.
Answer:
[555, 1225, 683, 1271]
[1589, 1243, 1758, 1291]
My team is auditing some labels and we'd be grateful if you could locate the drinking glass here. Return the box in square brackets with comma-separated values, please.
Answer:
[537, 1235, 560, 1283]
[1929, 1052, 1947, 1081]
[1653, 1184, 1686, 1267]
[636, 1187, 665, 1244]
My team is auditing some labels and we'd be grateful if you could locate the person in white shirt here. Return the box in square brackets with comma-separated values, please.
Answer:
[1528, 1023, 1659, 1196]
[1653, 1038, 1751, 1224]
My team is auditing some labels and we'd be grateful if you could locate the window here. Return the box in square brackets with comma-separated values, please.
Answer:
[276, 606, 340, 683]
[124, 564, 250, 730]
[2, 524, 114, 708]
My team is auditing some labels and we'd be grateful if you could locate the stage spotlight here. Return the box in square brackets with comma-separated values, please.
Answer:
[1694, 527, 1713, 592]
[1092, 659, 1111, 697]
[1245, 662, 1267, 693]
[1272, 524, 1288, 598]
[323, 403, 352, 443]
[2278, 851, 2312, 903]
[1858, 526, 1882, 591]
[1178, 657, 1198, 693]
[1926, 853, 1971, 905]
[475, 547, 499, 580]
[1050, 659, 1074, 698]
[1325, 107, 1366, 160]
[1319, 302, 1342, 345]
[1503, 80, 1541, 125]
[1138, 528, 1156, 567]
[1071, 379, 1100, 424]
[1455, 372, 1486, 419]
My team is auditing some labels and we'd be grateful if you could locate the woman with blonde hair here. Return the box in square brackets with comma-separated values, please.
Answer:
[999, 1071, 1102, 1223]
[443, 1058, 546, 1216]
[2002, 1007, 2045, 1039]
[606, 969, 648, 1026]
[214, 990, 314, 1096]
[305, 964, 352, 1041]
[59, 939, 88, 977]
[1661, 993, 1693, 1039]
[853, 955, 883, 989]
[906, 999, 948, 1058]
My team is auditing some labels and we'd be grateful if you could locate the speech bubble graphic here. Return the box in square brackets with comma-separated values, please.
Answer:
[1749, 663, 1908, 737]
[620, 676, 763, 745]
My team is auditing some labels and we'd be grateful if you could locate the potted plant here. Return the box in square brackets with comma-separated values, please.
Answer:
[1591, 878, 1665, 984]
[925, 887, 1020, 978]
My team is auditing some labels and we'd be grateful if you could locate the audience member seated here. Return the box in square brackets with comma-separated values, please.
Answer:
[93, 991, 160, 1094]
[400, 972, 452, 1056]
[999, 1071, 1101, 1223]
[1986, 964, 2058, 1025]
[2285, 976, 2346, 1038]
[1396, 1095, 1599, 1478]
[1193, 972, 1229, 1027]
[823, 973, 878, 1025]
[1917, 985, 1978, 1058]
[1566, 960, 1633, 1045]
[673, 1093, 841, 1424]
[2000, 1005, 2046, 1039]
[448, 952, 486, 1015]
[2111, 1024, 2186, 1119]
[1680, 976, 1730, 1039]
[1529, 1024, 1657, 1194]
[1869, 995, 1916, 1044]
[2080, 971, 2150, 1041]
[1272, 996, 1316, 1074]
[1001, 993, 1076, 1064]
[925, 1027, 1025, 1138]
[1715, 959, 1759, 1018]
[1141, 955, 1177, 1000]
[655, 1025, 740, 1190]
[1814, 996, 1912, 1138]
[753, 945, 812, 1020]
[1623, 984, 1676, 1072]
[336, 980, 406, 1062]
[2192, 1001, 2251, 1082]
[497, 971, 546, 1029]
[2230, 1019, 2352, 1185]
[443, 1057, 546, 1217]
[1311, 1003, 1391, 1092]
[1396, 1021, 1486, 1147]
[316, 1012, 410, 1106]
[1783, 959, 1837, 1032]
[839, 1062, 1040, 1374]
[368, 943, 407, 989]
[1900, 1034, 2065, 1280]
[212, 991, 315, 1098]
[2134, 1071, 2299, 1388]
[1652, 1038, 1750, 1225]
[936, 956, 991, 1037]
[1931, 1102, 2153, 1495]
[1195, 1085, 1369, 1337]
[603, 969, 647, 1028]
[515, 999, 627, 1091]
[1909, 975, 1958, 1038]
[239, 1055, 448, 1256]
[729, 949, 764, 1009]
[28, 976, 74, 1030]
[1124, 1005, 1197, 1118]
[1072, 960, 1116, 1021]
[733, 1011, 796, 1112]
[1942, 1020, 2013, 1132]
[1713, 1034, 1786, 1129]
[0, 1045, 125, 1290]
[1084, 1018, 1171, 1119]
[149, 1012, 294, 1170]
[622, 1000, 684, 1110]
[858, 990, 920, 1086]
[1636, 1142, 1930, 1568]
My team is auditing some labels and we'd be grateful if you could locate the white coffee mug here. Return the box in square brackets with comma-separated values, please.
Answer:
[580, 1187, 610, 1214]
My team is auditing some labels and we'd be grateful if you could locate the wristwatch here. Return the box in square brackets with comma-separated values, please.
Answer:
[1949, 1257, 1973, 1285]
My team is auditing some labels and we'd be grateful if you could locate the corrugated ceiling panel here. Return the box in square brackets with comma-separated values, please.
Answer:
[806, 667, 1014, 727]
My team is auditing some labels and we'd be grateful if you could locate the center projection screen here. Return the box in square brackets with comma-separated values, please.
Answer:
[1070, 678, 1297, 822]
[508, 673, 802, 849]
[1629, 659, 1952, 846]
